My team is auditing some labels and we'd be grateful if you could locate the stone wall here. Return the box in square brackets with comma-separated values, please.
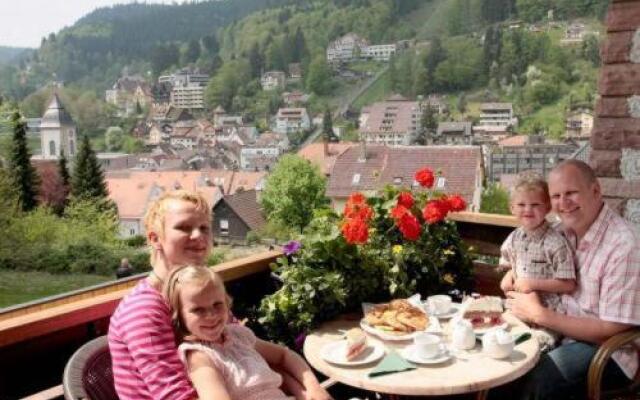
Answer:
[592, 0, 640, 228]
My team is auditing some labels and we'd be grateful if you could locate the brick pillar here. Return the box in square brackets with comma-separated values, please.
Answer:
[592, 0, 640, 229]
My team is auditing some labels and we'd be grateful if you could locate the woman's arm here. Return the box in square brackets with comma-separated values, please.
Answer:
[255, 339, 332, 400]
[186, 350, 232, 400]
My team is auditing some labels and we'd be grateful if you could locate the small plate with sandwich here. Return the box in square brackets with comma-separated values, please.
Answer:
[460, 296, 508, 335]
[360, 298, 440, 341]
[320, 328, 384, 366]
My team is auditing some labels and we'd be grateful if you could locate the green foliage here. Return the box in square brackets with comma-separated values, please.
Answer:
[260, 155, 329, 232]
[259, 186, 474, 345]
[480, 183, 511, 215]
[71, 135, 108, 201]
[105, 126, 124, 151]
[204, 59, 252, 110]
[7, 112, 39, 212]
[305, 56, 332, 96]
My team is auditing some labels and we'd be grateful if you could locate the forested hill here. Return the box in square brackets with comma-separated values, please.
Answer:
[0, 46, 31, 65]
[0, 0, 295, 98]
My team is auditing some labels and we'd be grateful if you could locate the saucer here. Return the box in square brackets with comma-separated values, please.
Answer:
[320, 340, 385, 366]
[400, 344, 452, 364]
[428, 303, 461, 319]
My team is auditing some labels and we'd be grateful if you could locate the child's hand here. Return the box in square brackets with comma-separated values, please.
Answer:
[500, 270, 514, 293]
[514, 278, 534, 293]
[299, 385, 333, 400]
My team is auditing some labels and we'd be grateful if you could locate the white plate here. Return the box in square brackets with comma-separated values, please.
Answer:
[473, 321, 509, 335]
[427, 303, 462, 319]
[400, 344, 452, 364]
[320, 340, 385, 366]
[360, 316, 442, 341]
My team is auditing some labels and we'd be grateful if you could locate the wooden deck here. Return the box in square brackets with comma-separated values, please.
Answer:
[0, 213, 516, 399]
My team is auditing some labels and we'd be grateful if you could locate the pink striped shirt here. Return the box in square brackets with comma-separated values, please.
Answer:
[561, 204, 640, 379]
[108, 279, 197, 400]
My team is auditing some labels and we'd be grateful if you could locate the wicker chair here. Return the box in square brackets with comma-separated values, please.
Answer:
[587, 327, 640, 400]
[63, 336, 118, 400]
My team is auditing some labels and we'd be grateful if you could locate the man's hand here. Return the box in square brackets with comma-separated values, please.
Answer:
[513, 278, 535, 293]
[500, 270, 515, 293]
[507, 291, 547, 325]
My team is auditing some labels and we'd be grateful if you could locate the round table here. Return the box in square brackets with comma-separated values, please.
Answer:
[303, 312, 540, 399]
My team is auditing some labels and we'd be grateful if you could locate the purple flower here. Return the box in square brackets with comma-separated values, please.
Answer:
[294, 332, 307, 350]
[283, 240, 302, 256]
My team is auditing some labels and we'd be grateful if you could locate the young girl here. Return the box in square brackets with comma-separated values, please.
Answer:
[164, 265, 332, 400]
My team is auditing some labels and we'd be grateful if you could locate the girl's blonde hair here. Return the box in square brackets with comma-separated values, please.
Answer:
[143, 190, 211, 265]
[163, 265, 231, 341]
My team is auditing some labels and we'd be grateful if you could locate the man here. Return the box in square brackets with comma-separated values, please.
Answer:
[508, 159, 640, 399]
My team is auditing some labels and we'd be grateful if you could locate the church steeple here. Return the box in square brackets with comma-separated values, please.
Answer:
[40, 93, 76, 160]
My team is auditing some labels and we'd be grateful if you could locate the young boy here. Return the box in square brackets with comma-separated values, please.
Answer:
[499, 172, 576, 349]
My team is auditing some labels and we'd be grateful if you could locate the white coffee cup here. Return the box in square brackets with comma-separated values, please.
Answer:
[413, 333, 442, 359]
[427, 295, 452, 315]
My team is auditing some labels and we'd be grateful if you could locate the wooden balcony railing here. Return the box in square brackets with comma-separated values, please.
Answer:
[0, 213, 517, 399]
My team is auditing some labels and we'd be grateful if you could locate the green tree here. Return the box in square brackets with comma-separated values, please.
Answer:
[305, 56, 332, 96]
[7, 112, 39, 211]
[480, 183, 511, 215]
[105, 126, 124, 151]
[322, 109, 334, 141]
[417, 106, 438, 145]
[72, 135, 108, 201]
[260, 155, 329, 232]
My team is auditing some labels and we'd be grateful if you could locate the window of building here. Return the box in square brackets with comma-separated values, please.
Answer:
[352, 173, 361, 185]
[436, 177, 446, 189]
[220, 219, 229, 236]
[49, 140, 56, 156]
[393, 177, 402, 185]
[130, 229, 135, 236]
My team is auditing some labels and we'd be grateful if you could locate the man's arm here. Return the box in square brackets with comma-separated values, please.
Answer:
[508, 291, 633, 344]
[513, 277, 575, 294]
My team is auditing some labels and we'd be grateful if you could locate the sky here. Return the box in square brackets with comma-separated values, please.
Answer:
[0, 0, 178, 48]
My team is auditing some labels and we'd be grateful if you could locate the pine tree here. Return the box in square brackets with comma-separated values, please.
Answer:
[71, 135, 108, 201]
[7, 112, 39, 211]
[322, 109, 335, 141]
[57, 149, 71, 212]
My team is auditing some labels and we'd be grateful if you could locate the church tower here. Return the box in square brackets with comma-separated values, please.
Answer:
[40, 93, 76, 160]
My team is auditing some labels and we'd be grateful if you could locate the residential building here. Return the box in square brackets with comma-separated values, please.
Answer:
[326, 33, 369, 63]
[474, 103, 518, 133]
[36, 94, 76, 160]
[96, 153, 138, 171]
[288, 63, 302, 81]
[326, 144, 483, 212]
[297, 142, 356, 176]
[105, 170, 266, 237]
[283, 91, 310, 106]
[261, 71, 286, 91]
[363, 44, 397, 61]
[171, 84, 205, 109]
[275, 108, 311, 135]
[486, 135, 578, 182]
[561, 22, 589, 45]
[105, 76, 152, 115]
[359, 95, 422, 146]
[213, 190, 265, 243]
[421, 94, 447, 115]
[565, 109, 594, 139]
[433, 122, 473, 145]
[240, 132, 288, 171]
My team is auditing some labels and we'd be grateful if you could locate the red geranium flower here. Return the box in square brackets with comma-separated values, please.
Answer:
[422, 200, 448, 224]
[398, 213, 421, 241]
[447, 194, 466, 212]
[390, 204, 410, 221]
[341, 218, 369, 244]
[415, 168, 435, 188]
[344, 202, 373, 221]
[397, 192, 414, 208]
[347, 192, 366, 205]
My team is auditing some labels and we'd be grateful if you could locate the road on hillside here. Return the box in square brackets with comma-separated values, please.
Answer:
[299, 65, 389, 149]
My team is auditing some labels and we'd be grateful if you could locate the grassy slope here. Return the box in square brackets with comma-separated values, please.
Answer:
[0, 270, 112, 308]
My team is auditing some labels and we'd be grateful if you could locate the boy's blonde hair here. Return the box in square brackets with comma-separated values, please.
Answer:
[511, 171, 549, 202]
[144, 190, 211, 264]
[163, 265, 231, 340]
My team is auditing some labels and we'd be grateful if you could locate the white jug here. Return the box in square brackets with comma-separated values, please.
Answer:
[451, 318, 476, 350]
